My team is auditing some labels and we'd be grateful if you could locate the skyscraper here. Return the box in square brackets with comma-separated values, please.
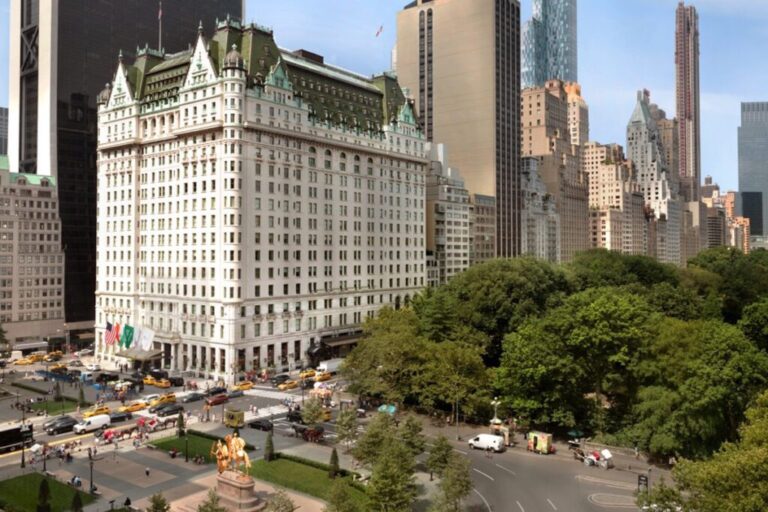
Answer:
[8, 0, 242, 329]
[522, 0, 577, 89]
[738, 102, 768, 240]
[675, 1, 701, 202]
[396, 0, 522, 257]
[0, 108, 8, 155]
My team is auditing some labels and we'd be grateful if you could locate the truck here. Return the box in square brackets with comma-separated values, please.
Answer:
[316, 358, 344, 375]
[0, 424, 34, 453]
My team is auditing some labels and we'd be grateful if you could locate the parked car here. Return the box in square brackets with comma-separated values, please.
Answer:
[181, 392, 205, 403]
[270, 374, 290, 387]
[46, 416, 79, 435]
[206, 394, 229, 406]
[468, 434, 506, 453]
[156, 404, 184, 418]
[74, 414, 110, 434]
[109, 411, 133, 423]
[227, 389, 244, 399]
[85, 363, 101, 372]
[83, 406, 111, 419]
[67, 360, 84, 367]
[75, 349, 93, 357]
[206, 386, 227, 397]
[248, 418, 273, 431]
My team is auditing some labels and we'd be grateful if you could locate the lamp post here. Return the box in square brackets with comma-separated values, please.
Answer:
[20, 406, 26, 468]
[184, 429, 189, 463]
[89, 458, 95, 494]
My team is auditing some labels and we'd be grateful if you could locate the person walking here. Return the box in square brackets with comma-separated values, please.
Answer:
[145, 467, 150, 477]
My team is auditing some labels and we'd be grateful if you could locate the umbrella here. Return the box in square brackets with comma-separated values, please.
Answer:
[377, 404, 397, 416]
[568, 430, 584, 438]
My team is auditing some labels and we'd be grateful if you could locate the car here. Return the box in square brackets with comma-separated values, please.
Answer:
[130, 371, 145, 379]
[278, 380, 299, 391]
[205, 386, 227, 397]
[206, 394, 229, 406]
[143, 375, 156, 386]
[468, 434, 505, 453]
[74, 349, 93, 357]
[299, 369, 316, 379]
[148, 394, 176, 408]
[248, 418, 273, 431]
[119, 400, 148, 413]
[67, 360, 84, 367]
[156, 404, 184, 418]
[141, 394, 160, 403]
[27, 354, 45, 363]
[43, 354, 61, 362]
[301, 379, 315, 390]
[232, 381, 254, 391]
[154, 379, 172, 389]
[314, 372, 332, 382]
[227, 389, 244, 399]
[85, 363, 101, 371]
[13, 358, 33, 365]
[112, 380, 133, 392]
[49, 363, 68, 374]
[270, 374, 291, 387]
[168, 376, 184, 387]
[46, 416, 79, 435]
[0, 360, 6, 369]
[181, 392, 205, 403]
[109, 411, 133, 423]
[149, 369, 169, 380]
[43, 414, 76, 431]
[148, 402, 172, 414]
[83, 406, 111, 419]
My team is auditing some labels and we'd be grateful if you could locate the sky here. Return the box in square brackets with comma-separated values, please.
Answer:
[2, 0, 768, 191]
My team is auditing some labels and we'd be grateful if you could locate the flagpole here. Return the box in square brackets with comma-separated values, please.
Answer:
[158, 1, 162, 51]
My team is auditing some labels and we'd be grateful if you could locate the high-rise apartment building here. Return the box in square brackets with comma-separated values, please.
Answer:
[396, 0, 521, 257]
[649, 103, 679, 194]
[521, 80, 588, 263]
[565, 82, 588, 147]
[8, 0, 242, 331]
[675, 1, 701, 202]
[425, 144, 471, 287]
[95, 19, 427, 380]
[739, 102, 768, 240]
[522, 0, 577, 88]
[0, 108, 8, 155]
[469, 195, 497, 265]
[0, 165, 65, 343]
[520, 157, 559, 262]
[627, 90, 682, 265]
[582, 142, 646, 255]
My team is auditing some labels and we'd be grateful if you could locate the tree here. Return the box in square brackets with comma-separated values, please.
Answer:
[324, 479, 363, 512]
[264, 431, 275, 462]
[430, 453, 472, 512]
[197, 489, 227, 512]
[70, 492, 83, 512]
[177, 410, 185, 438]
[36, 478, 51, 512]
[147, 494, 171, 512]
[398, 415, 425, 456]
[568, 250, 679, 291]
[78, 387, 85, 407]
[265, 490, 295, 512]
[739, 297, 768, 351]
[329, 448, 340, 478]
[352, 413, 395, 466]
[426, 434, 453, 480]
[644, 282, 704, 321]
[301, 397, 325, 427]
[366, 439, 417, 512]
[335, 408, 358, 451]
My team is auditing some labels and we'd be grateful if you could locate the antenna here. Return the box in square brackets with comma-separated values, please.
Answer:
[158, 1, 163, 51]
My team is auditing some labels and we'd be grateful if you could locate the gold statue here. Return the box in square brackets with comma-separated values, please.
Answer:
[210, 439, 229, 474]
[225, 432, 251, 473]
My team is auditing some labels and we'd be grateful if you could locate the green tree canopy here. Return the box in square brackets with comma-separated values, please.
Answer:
[197, 490, 227, 512]
[738, 297, 768, 352]
[430, 453, 473, 512]
[324, 479, 364, 512]
[426, 434, 453, 479]
[568, 249, 680, 290]
[366, 439, 417, 512]
[352, 413, 395, 466]
[148, 494, 171, 512]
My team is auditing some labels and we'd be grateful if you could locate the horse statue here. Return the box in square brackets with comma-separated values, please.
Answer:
[210, 439, 229, 474]
[224, 433, 251, 474]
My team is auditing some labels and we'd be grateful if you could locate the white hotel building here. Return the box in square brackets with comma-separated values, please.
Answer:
[95, 18, 427, 382]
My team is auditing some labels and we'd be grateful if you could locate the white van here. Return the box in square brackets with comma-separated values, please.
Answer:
[468, 434, 506, 453]
[73, 414, 110, 434]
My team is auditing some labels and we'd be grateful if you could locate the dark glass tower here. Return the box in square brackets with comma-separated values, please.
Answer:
[10, 0, 243, 325]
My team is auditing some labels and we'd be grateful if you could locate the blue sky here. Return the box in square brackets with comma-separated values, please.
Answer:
[2, 0, 767, 191]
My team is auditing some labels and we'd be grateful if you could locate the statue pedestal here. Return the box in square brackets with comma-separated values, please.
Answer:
[216, 471, 266, 511]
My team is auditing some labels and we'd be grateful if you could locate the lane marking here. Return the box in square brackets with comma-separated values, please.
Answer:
[453, 448, 468, 455]
[473, 488, 492, 512]
[495, 463, 516, 476]
[576, 475, 636, 491]
[516, 501, 525, 512]
[472, 468, 495, 481]
[547, 498, 558, 510]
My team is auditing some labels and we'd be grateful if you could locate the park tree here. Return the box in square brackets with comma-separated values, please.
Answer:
[147, 493, 171, 512]
[324, 479, 363, 512]
[334, 408, 358, 451]
[352, 413, 395, 466]
[70, 492, 83, 512]
[568, 250, 679, 291]
[644, 282, 705, 321]
[36, 478, 51, 512]
[197, 489, 227, 512]
[738, 297, 768, 352]
[264, 431, 275, 462]
[329, 448, 340, 478]
[301, 397, 325, 427]
[265, 490, 295, 512]
[398, 415, 426, 456]
[430, 453, 473, 512]
[426, 434, 453, 480]
[366, 439, 417, 512]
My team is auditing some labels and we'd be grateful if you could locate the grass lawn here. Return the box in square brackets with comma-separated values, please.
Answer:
[151, 433, 216, 463]
[250, 458, 368, 506]
[29, 399, 78, 415]
[0, 473, 95, 512]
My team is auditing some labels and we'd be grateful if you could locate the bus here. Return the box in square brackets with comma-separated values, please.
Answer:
[0, 424, 34, 453]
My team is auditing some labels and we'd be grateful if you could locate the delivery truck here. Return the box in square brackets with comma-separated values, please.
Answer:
[316, 358, 344, 375]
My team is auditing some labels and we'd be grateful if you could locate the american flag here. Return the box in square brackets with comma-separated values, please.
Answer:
[105, 322, 118, 345]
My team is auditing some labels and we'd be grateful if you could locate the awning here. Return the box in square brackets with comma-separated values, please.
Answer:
[322, 336, 360, 348]
[308, 345, 324, 357]
[12, 341, 49, 351]
[115, 348, 163, 361]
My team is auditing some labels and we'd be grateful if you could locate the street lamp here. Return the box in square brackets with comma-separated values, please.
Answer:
[184, 429, 189, 463]
[20, 405, 26, 469]
[491, 397, 501, 423]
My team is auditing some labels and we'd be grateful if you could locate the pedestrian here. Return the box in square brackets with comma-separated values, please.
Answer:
[485, 445, 493, 459]
[634, 446, 640, 460]
[124, 497, 132, 508]
[145, 467, 150, 477]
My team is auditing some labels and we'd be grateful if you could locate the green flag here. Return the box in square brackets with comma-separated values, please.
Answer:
[120, 325, 135, 349]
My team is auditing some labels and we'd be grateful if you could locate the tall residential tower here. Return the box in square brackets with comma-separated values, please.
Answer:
[739, 102, 768, 242]
[675, 1, 701, 202]
[522, 0, 577, 88]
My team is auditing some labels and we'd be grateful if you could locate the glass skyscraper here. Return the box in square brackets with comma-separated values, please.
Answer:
[739, 102, 768, 237]
[521, 0, 577, 89]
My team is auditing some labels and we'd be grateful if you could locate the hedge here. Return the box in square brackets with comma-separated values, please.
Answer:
[274, 452, 366, 493]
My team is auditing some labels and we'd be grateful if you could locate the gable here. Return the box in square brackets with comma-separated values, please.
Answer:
[183, 35, 218, 88]
[108, 61, 134, 108]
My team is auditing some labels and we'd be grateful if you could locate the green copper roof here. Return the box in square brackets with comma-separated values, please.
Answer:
[9, 173, 57, 187]
[0, 156, 8, 171]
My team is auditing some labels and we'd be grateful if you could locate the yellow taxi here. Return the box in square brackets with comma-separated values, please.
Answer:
[278, 380, 298, 391]
[143, 375, 157, 386]
[13, 358, 33, 366]
[27, 354, 45, 363]
[299, 369, 316, 379]
[232, 381, 254, 392]
[321, 408, 333, 421]
[314, 372, 332, 382]
[154, 379, 172, 389]
[49, 363, 67, 373]
[148, 393, 176, 408]
[83, 405, 111, 418]
[44, 351, 63, 362]
[119, 400, 148, 413]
